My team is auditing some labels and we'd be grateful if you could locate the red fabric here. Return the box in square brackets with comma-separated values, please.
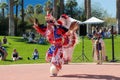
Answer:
[61, 14, 68, 19]
[57, 20, 63, 25]
[33, 24, 47, 36]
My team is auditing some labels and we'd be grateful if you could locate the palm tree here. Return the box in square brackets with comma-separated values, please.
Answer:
[34, 4, 43, 14]
[66, 0, 77, 17]
[26, 4, 34, 16]
[60, 0, 64, 13]
[21, 0, 25, 33]
[53, 0, 58, 19]
[44, 0, 53, 14]
[84, 0, 91, 34]
[14, 0, 21, 18]
[9, 0, 15, 36]
[14, 0, 22, 35]
[44, 0, 64, 19]
[0, 2, 8, 18]
[84, 0, 91, 19]
[116, 0, 120, 34]
[58, 0, 64, 16]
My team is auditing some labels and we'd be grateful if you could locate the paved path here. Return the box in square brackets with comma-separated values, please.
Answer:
[0, 63, 120, 80]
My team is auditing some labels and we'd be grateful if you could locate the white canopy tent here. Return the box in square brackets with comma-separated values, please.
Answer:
[82, 17, 104, 34]
[83, 17, 104, 24]
[69, 17, 82, 24]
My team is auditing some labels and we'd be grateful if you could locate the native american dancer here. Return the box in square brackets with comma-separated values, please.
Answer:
[58, 14, 78, 64]
[91, 33, 106, 64]
[33, 11, 79, 76]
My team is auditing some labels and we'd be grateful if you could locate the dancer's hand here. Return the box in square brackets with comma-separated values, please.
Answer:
[69, 21, 78, 32]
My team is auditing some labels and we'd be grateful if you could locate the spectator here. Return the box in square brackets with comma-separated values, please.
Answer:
[28, 48, 39, 60]
[2, 36, 7, 44]
[12, 48, 22, 61]
[22, 33, 27, 40]
[28, 36, 34, 43]
[28, 36, 37, 43]
[0, 42, 8, 60]
[32, 48, 39, 60]
[91, 33, 106, 64]
[31, 32, 35, 40]
[38, 37, 46, 44]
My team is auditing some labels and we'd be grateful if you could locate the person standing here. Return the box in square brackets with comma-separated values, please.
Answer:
[32, 12, 78, 76]
[92, 33, 106, 64]
[58, 14, 78, 64]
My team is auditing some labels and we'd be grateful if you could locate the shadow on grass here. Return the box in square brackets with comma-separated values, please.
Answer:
[10, 37, 26, 42]
[59, 74, 120, 80]
[10, 37, 49, 45]
[2, 45, 10, 48]
[4, 59, 13, 62]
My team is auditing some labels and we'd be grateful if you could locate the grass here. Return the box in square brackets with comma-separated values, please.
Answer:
[0, 36, 50, 65]
[0, 35, 120, 65]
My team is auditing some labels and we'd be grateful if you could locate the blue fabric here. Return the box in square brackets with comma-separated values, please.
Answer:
[48, 45, 56, 54]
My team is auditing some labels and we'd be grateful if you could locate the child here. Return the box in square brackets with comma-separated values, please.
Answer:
[32, 48, 39, 60]
[12, 48, 22, 61]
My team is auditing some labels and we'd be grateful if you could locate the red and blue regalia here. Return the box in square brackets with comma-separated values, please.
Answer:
[58, 14, 79, 64]
[33, 14, 70, 76]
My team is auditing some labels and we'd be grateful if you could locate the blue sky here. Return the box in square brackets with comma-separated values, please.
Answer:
[0, 0, 116, 17]
[77, 0, 116, 17]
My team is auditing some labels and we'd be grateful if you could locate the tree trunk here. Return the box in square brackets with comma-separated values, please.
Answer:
[9, 0, 15, 36]
[21, 0, 25, 33]
[86, 0, 91, 19]
[2, 8, 5, 18]
[84, 0, 87, 19]
[85, 0, 91, 34]
[15, 4, 18, 36]
[53, 0, 58, 19]
[60, 0, 64, 15]
[116, 0, 120, 34]
[16, 5, 18, 18]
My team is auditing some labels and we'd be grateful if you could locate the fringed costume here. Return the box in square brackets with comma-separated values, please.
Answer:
[33, 14, 78, 76]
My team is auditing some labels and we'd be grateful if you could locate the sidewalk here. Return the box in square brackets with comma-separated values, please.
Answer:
[0, 63, 120, 80]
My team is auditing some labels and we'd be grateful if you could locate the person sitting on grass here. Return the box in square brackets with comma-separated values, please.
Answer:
[2, 36, 7, 44]
[12, 48, 22, 61]
[0, 42, 8, 61]
[28, 48, 39, 60]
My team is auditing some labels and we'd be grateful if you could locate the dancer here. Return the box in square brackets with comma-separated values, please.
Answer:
[58, 14, 78, 64]
[32, 13, 78, 76]
[91, 33, 106, 64]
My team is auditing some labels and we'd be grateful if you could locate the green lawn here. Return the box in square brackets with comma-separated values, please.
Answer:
[0, 35, 120, 65]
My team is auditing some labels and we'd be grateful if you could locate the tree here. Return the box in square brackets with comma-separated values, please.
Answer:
[44, 0, 64, 19]
[53, 0, 58, 19]
[44, 0, 53, 14]
[60, 0, 64, 14]
[66, 0, 77, 17]
[84, 0, 91, 34]
[84, 0, 91, 19]
[26, 4, 34, 16]
[14, 0, 22, 35]
[9, 0, 15, 36]
[57, 0, 64, 17]
[21, 0, 25, 33]
[0, 2, 8, 18]
[14, 0, 22, 17]
[34, 4, 43, 14]
[116, 0, 120, 34]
